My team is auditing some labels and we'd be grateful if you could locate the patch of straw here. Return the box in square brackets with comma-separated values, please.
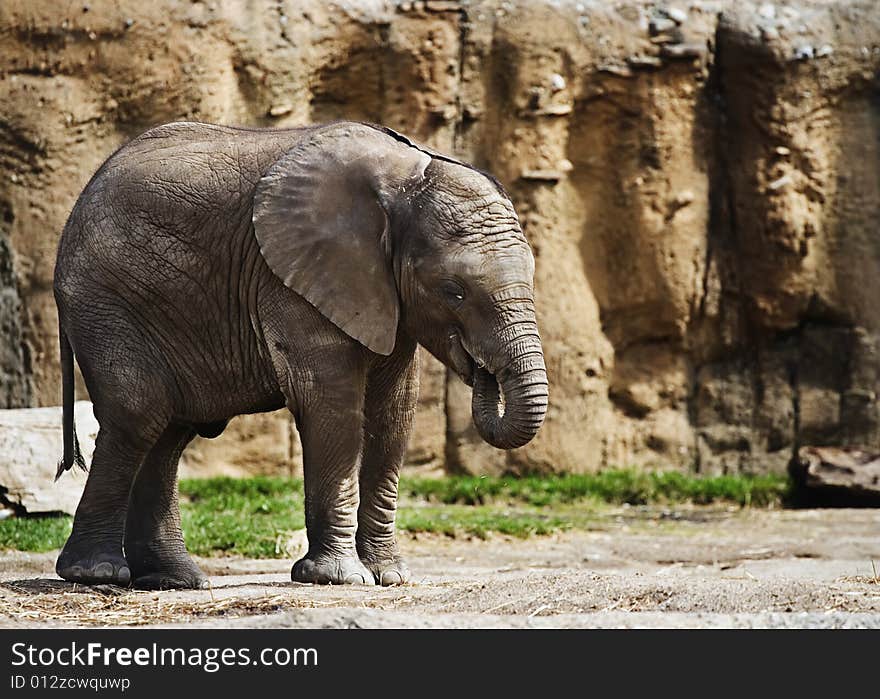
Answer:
[0, 586, 315, 626]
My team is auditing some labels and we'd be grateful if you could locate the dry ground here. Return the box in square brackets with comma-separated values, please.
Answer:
[1, 506, 879, 629]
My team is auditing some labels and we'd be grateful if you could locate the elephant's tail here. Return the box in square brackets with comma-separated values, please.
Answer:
[56, 324, 86, 480]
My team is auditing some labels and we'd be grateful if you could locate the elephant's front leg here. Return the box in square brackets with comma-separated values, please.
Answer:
[292, 367, 375, 586]
[357, 343, 419, 585]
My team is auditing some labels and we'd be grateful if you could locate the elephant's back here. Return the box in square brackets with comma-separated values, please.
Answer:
[72, 121, 310, 234]
[55, 122, 310, 294]
[104, 121, 311, 186]
[62, 121, 311, 238]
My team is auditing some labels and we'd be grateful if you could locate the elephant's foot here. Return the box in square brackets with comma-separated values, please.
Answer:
[125, 545, 209, 590]
[56, 542, 131, 586]
[357, 538, 410, 585]
[131, 568, 209, 591]
[362, 556, 410, 586]
[132, 562, 209, 590]
[292, 552, 375, 585]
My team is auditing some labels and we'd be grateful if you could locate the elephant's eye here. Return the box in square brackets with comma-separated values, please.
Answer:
[440, 280, 466, 309]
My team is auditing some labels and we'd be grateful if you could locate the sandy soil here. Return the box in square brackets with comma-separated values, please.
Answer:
[1, 506, 879, 629]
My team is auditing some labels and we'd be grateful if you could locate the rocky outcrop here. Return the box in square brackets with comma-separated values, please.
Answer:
[0, 1, 878, 476]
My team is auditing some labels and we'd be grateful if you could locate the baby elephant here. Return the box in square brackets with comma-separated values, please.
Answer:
[54, 121, 548, 589]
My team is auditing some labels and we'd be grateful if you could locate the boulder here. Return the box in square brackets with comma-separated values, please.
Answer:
[791, 446, 880, 505]
[0, 401, 93, 515]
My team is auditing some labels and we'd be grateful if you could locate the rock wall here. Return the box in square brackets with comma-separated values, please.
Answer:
[0, 0, 878, 475]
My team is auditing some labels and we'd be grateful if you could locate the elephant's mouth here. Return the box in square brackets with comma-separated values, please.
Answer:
[448, 332, 485, 389]
[448, 334, 505, 417]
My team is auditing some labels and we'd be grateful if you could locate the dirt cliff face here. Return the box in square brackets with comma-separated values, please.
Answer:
[1, 0, 878, 475]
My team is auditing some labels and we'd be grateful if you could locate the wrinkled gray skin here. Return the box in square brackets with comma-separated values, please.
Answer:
[53, 121, 548, 590]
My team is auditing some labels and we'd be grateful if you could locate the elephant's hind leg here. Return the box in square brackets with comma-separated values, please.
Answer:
[124, 424, 208, 590]
[56, 425, 153, 586]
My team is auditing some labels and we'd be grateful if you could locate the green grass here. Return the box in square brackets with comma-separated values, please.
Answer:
[401, 470, 789, 508]
[397, 504, 579, 538]
[180, 476, 306, 558]
[0, 516, 72, 553]
[0, 470, 792, 557]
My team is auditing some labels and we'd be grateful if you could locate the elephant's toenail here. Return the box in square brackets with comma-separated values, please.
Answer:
[93, 562, 114, 578]
[344, 573, 367, 584]
[380, 570, 403, 586]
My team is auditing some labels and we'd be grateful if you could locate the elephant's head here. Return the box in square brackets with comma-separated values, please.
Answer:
[252, 122, 547, 450]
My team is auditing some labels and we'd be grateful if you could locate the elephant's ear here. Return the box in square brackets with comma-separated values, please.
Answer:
[253, 123, 430, 355]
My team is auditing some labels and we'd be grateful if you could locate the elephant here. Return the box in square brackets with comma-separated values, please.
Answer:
[53, 120, 548, 590]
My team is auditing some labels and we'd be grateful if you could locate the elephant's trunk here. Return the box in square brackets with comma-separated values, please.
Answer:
[471, 324, 548, 450]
